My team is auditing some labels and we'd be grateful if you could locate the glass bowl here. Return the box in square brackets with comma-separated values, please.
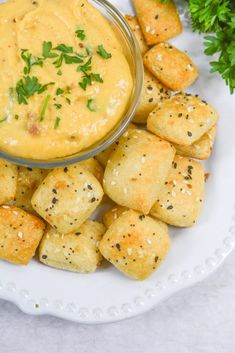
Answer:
[0, 0, 143, 168]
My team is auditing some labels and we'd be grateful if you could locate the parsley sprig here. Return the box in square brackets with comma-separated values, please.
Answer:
[42, 42, 58, 59]
[16, 76, 54, 105]
[188, 0, 235, 94]
[76, 29, 86, 41]
[87, 98, 96, 111]
[97, 45, 112, 59]
[78, 57, 103, 90]
[21, 49, 44, 74]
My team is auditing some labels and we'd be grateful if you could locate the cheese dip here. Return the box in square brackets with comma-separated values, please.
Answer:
[0, 0, 133, 159]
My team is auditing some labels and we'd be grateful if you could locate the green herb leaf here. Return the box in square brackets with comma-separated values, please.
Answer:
[78, 72, 103, 91]
[16, 76, 54, 105]
[39, 94, 51, 121]
[90, 73, 103, 83]
[96, 45, 112, 59]
[53, 53, 65, 68]
[64, 54, 83, 64]
[56, 88, 64, 95]
[14, 114, 19, 120]
[16, 76, 41, 104]
[188, 0, 235, 94]
[42, 41, 58, 58]
[54, 117, 61, 129]
[54, 103, 62, 110]
[65, 97, 71, 105]
[38, 81, 55, 94]
[75, 29, 86, 41]
[21, 49, 43, 74]
[87, 98, 96, 112]
[204, 28, 235, 94]
[79, 77, 89, 91]
[78, 57, 92, 73]
[189, 0, 232, 33]
[57, 69, 63, 76]
[54, 44, 73, 53]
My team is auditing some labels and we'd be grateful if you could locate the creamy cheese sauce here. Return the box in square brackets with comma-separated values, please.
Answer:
[0, 0, 133, 159]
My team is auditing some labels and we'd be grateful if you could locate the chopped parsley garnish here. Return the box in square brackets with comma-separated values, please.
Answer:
[53, 50, 83, 68]
[77, 56, 103, 90]
[14, 114, 19, 120]
[38, 81, 55, 94]
[56, 88, 64, 96]
[87, 98, 96, 112]
[79, 72, 103, 91]
[53, 53, 65, 68]
[90, 73, 103, 83]
[42, 41, 58, 59]
[64, 55, 83, 64]
[76, 29, 86, 41]
[14, 37, 106, 111]
[96, 45, 112, 59]
[78, 57, 92, 73]
[54, 103, 62, 110]
[0, 117, 7, 123]
[39, 94, 51, 121]
[79, 77, 90, 91]
[54, 44, 73, 53]
[54, 117, 61, 129]
[16, 76, 54, 105]
[21, 49, 44, 74]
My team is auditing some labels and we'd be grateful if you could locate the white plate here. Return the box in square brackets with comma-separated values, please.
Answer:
[0, 0, 235, 324]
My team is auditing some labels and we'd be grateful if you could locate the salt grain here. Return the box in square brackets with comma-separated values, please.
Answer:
[146, 25, 151, 33]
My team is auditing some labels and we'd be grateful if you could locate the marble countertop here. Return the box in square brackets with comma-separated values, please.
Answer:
[0, 252, 234, 353]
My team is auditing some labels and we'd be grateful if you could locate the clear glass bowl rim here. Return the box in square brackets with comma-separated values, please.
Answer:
[0, 0, 143, 169]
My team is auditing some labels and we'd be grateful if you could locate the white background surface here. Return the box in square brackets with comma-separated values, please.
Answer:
[0, 252, 234, 353]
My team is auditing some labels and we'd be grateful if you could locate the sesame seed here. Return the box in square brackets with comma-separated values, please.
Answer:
[187, 64, 194, 71]
[18, 231, 23, 238]
[146, 25, 151, 32]
[127, 248, 132, 255]
[111, 181, 116, 186]
[156, 54, 163, 61]
[187, 106, 194, 112]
